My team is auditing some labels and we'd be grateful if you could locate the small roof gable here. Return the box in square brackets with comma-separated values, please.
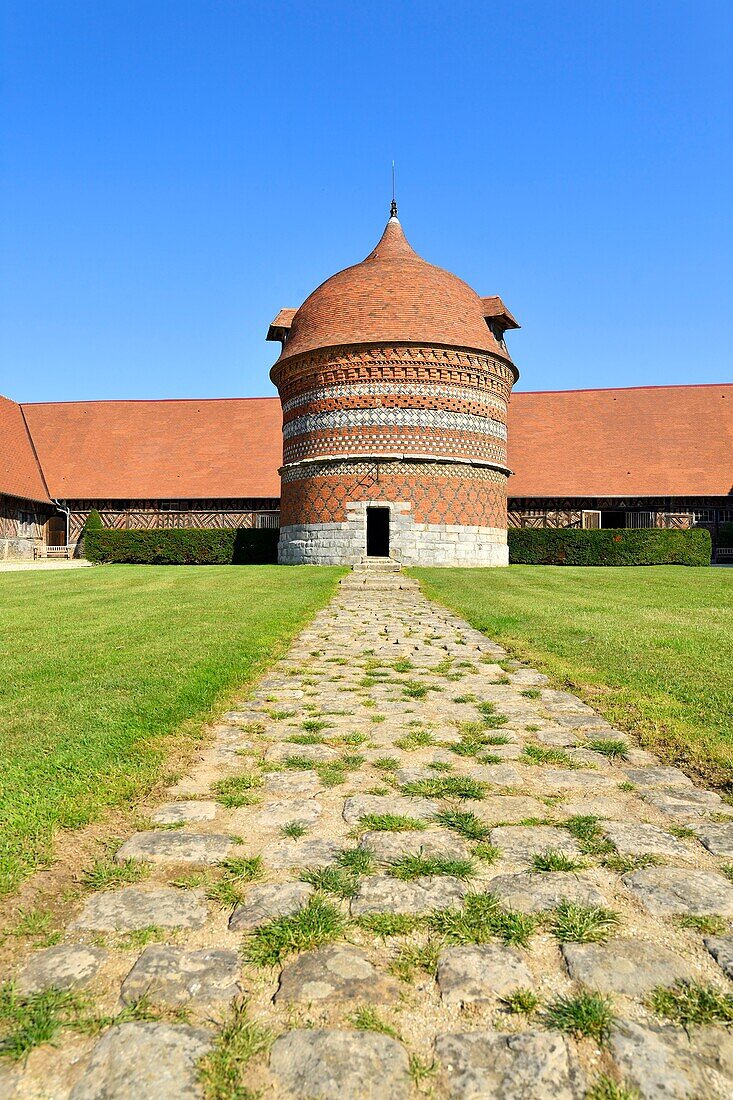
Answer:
[267, 308, 297, 343]
[0, 395, 50, 503]
[481, 296, 520, 331]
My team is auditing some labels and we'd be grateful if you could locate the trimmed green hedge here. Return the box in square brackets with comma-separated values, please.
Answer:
[508, 528, 711, 566]
[85, 527, 279, 565]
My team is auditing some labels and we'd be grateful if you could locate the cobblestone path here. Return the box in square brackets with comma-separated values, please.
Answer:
[3, 572, 733, 1098]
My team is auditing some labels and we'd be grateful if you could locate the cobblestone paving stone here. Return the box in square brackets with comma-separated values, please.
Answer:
[4, 571, 733, 1099]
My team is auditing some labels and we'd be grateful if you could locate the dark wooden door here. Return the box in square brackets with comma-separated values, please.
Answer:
[366, 507, 390, 557]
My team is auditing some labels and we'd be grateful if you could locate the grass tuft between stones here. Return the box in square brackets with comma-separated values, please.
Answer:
[501, 987, 540, 1015]
[356, 913, 424, 938]
[300, 866, 360, 899]
[82, 858, 149, 890]
[427, 892, 536, 947]
[212, 773, 263, 809]
[542, 990, 616, 1045]
[348, 1006, 399, 1040]
[530, 850, 586, 873]
[648, 980, 733, 1027]
[358, 813, 427, 832]
[197, 998, 270, 1100]
[549, 900, 621, 943]
[401, 776, 486, 801]
[585, 1074, 641, 1100]
[242, 896, 346, 967]
[433, 809, 491, 840]
[387, 855, 475, 881]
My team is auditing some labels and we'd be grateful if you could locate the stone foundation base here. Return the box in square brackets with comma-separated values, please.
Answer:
[278, 501, 508, 566]
[0, 536, 37, 562]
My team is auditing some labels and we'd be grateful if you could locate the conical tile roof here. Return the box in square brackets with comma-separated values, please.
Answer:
[275, 216, 511, 364]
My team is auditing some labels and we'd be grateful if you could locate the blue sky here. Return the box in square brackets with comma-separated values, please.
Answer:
[1, 0, 731, 403]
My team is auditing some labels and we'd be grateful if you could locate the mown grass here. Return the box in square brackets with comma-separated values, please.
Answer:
[0, 565, 343, 895]
[412, 566, 733, 789]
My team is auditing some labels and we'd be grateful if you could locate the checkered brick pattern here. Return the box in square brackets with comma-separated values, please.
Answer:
[280, 459, 507, 528]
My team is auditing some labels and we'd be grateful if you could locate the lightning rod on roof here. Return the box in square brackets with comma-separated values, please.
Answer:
[390, 160, 398, 219]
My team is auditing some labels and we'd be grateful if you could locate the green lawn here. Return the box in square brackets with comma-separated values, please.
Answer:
[0, 565, 342, 895]
[412, 566, 733, 791]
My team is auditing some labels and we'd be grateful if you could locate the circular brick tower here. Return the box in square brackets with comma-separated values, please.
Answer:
[267, 207, 519, 566]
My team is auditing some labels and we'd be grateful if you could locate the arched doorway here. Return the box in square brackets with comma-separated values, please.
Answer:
[46, 516, 66, 547]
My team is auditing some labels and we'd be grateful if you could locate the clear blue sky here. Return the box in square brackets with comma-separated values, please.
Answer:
[1, 0, 731, 403]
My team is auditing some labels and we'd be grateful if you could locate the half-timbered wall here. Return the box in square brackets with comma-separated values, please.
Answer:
[0, 494, 56, 560]
[508, 497, 733, 542]
[66, 500, 281, 544]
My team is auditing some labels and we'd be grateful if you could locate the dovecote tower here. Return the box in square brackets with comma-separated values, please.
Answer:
[267, 209, 519, 565]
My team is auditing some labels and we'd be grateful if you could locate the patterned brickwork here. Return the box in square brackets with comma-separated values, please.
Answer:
[280, 459, 507, 529]
[273, 343, 514, 405]
[270, 215, 517, 563]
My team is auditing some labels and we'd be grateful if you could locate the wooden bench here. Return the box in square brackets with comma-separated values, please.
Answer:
[716, 547, 733, 563]
[34, 545, 72, 560]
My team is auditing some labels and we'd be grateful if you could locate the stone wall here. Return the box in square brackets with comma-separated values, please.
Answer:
[279, 499, 507, 566]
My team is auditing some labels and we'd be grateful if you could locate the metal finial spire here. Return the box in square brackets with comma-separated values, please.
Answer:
[390, 160, 398, 218]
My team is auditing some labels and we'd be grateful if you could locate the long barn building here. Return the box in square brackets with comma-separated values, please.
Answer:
[1, 211, 731, 562]
[1, 383, 731, 561]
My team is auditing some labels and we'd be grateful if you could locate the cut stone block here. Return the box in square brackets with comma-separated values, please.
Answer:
[490, 826, 580, 862]
[70, 1022, 211, 1100]
[255, 799, 322, 828]
[359, 829, 470, 862]
[623, 867, 733, 916]
[562, 797, 627, 818]
[120, 946, 240, 1006]
[602, 822, 692, 859]
[435, 1030, 584, 1099]
[476, 795, 547, 823]
[640, 787, 733, 819]
[689, 822, 733, 856]
[264, 771, 322, 795]
[533, 768, 615, 791]
[267, 838, 343, 869]
[276, 945, 400, 1003]
[704, 935, 733, 980]
[229, 882, 314, 931]
[487, 872, 607, 913]
[152, 801, 217, 825]
[73, 887, 208, 932]
[15, 945, 107, 994]
[437, 945, 532, 1004]
[269, 1029, 411, 1100]
[562, 939, 695, 996]
[114, 831, 233, 866]
[342, 793, 438, 824]
[623, 766, 693, 789]
[610, 1019, 733, 1100]
[351, 875, 467, 916]
[555, 713, 612, 731]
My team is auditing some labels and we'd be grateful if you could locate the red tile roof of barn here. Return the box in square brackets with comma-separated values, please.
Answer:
[21, 397, 283, 500]
[5, 384, 730, 503]
[272, 215, 517, 370]
[507, 383, 733, 498]
[0, 395, 50, 503]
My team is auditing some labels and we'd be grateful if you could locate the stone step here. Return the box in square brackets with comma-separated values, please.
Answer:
[351, 557, 402, 573]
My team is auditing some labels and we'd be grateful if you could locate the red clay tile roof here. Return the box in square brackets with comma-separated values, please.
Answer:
[508, 384, 733, 498]
[273, 217, 516, 369]
[21, 398, 283, 500]
[0, 395, 50, 503]
[5, 385, 729, 503]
